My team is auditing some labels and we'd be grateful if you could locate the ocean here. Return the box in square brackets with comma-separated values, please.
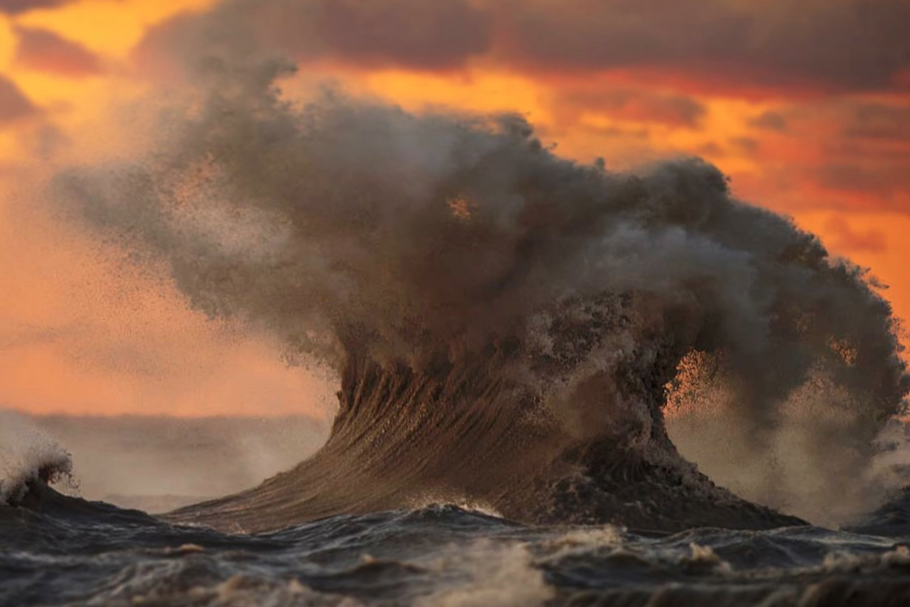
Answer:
[3, 480, 910, 606]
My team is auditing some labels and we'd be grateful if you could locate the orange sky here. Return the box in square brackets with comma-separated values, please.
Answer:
[0, 0, 908, 417]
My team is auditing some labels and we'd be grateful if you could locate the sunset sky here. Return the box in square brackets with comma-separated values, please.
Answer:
[1, 0, 908, 417]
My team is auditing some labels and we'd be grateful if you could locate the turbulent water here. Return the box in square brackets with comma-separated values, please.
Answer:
[3, 9, 910, 604]
[5, 476, 910, 606]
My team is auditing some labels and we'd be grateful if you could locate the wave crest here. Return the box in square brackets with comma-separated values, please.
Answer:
[0, 411, 74, 506]
[52, 56, 910, 531]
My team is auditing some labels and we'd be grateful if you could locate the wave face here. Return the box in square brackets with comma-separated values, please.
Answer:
[55, 58, 909, 532]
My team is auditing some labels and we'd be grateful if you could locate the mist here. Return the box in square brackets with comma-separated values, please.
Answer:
[1, 408, 330, 512]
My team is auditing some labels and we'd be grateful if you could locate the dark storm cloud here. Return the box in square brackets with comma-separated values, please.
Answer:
[15, 27, 103, 77]
[135, 0, 489, 75]
[309, 0, 489, 68]
[491, 0, 910, 91]
[134, 0, 909, 94]
[0, 76, 38, 122]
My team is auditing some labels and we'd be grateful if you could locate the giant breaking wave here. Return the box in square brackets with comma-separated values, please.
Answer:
[55, 59, 909, 533]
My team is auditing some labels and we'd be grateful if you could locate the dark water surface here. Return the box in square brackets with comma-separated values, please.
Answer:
[4, 483, 910, 606]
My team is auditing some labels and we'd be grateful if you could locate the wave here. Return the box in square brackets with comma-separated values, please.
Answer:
[166, 347, 804, 533]
[49, 52, 909, 533]
[0, 411, 74, 507]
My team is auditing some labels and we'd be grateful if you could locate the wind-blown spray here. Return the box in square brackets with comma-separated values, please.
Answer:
[54, 51, 909, 530]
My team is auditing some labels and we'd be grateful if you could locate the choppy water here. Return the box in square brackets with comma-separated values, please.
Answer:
[4, 483, 910, 607]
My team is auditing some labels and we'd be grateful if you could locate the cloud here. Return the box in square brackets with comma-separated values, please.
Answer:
[14, 27, 103, 77]
[0, 0, 75, 13]
[823, 216, 887, 253]
[697, 142, 725, 157]
[815, 162, 910, 200]
[135, 0, 489, 76]
[842, 102, 910, 141]
[132, 0, 910, 97]
[748, 111, 788, 132]
[0, 75, 38, 123]
[591, 125, 650, 140]
[491, 0, 910, 92]
[305, 0, 490, 69]
[559, 88, 707, 127]
[730, 137, 760, 153]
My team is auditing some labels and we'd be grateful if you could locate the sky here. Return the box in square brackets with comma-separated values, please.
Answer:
[0, 0, 908, 417]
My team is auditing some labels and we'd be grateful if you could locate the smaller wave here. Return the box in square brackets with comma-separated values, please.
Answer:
[0, 410, 74, 506]
[406, 495, 506, 520]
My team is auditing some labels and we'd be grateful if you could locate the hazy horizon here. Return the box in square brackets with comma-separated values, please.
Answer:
[4, 409, 331, 512]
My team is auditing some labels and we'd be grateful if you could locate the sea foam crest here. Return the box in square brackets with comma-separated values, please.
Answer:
[0, 411, 74, 505]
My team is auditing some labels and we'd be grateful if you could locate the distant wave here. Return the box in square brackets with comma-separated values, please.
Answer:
[0, 411, 73, 506]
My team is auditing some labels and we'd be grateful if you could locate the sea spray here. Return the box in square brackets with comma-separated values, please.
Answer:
[0, 410, 74, 505]
[49, 33, 909, 531]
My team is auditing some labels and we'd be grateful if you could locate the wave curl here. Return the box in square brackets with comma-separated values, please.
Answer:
[53, 57, 910, 531]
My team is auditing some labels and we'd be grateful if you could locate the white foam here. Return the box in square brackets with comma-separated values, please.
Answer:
[0, 409, 74, 505]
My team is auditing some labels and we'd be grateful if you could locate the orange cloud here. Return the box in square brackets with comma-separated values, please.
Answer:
[556, 88, 707, 128]
[796, 211, 910, 354]
[14, 26, 103, 77]
[0, 0, 76, 14]
[0, 74, 38, 121]
[823, 215, 887, 254]
[748, 111, 788, 132]
[842, 102, 910, 142]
